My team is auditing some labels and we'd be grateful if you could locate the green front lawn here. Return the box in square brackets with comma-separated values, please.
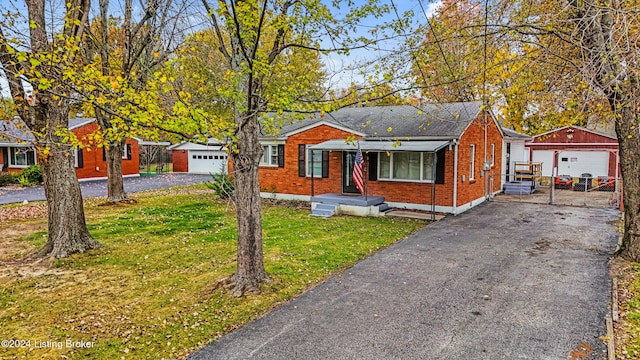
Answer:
[0, 188, 425, 359]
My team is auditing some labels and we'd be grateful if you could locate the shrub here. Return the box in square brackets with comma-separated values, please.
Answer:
[18, 165, 43, 187]
[206, 170, 234, 199]
[0, 172, 18, 186]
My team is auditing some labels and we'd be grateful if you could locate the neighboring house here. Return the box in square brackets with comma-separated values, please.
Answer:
[169, 139, 229, 174]
[0, 117, 140, 180]
[527, 126, 619, 178]
[251, 102, 504, 215]
[501, 127, 532, 184]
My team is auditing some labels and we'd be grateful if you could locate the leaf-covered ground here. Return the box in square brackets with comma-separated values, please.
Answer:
[612, 257, 640, 359]
[0, 187, 425, 359]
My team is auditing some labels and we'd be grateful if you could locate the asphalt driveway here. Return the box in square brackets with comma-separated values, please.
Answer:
[190, 201, 619, 360]
[0, 173, 211, 205]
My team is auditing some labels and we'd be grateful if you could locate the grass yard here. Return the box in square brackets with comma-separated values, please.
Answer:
[0, 187, 425, 359]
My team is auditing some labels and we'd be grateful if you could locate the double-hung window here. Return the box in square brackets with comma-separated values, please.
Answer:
[260, 145, 279, 166]
[260, 143, 284, 167]
[490, 144, 495, 167]
[469, 144, 476, 180]
[306, 149, 323, 177]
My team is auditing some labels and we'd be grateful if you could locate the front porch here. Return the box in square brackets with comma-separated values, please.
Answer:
[310, 193, 389, 217]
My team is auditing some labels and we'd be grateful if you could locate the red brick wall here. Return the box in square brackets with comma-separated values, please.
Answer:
[172, 149, 189, 173]
[257, 125, 356, 195]
[1, 123, 139, 179]
[253, 116, 504, 209]
[455, 116, 503, 207]
[73, 121, 139, 179]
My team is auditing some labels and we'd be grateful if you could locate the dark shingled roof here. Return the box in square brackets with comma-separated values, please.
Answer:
[0, 118, 35, 143]
[0, 117, 97, 144]
[270, 101, 486, 139]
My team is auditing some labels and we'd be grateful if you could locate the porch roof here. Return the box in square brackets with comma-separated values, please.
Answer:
[308, 139, 450, 152]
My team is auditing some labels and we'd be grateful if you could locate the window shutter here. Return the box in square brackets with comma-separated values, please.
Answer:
[126, 144, 132, 160]
[321, 151, 329, 178]
[9, 147, 16, 165]
[435, 148, 446, 184]
[298, 144, 305, 177]
[1, 147, 8, 166]
[77, 149, 84, 168]
[278, 144, 285, 168]
[368, 152, 378, 181]
[27, 148, 35, 166]
[102, 148, 106, 161]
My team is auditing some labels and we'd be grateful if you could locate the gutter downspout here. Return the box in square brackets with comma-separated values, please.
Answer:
[452, 139, 459, 215]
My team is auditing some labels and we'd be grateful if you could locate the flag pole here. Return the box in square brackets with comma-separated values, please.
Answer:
[365, 152, 368, 201]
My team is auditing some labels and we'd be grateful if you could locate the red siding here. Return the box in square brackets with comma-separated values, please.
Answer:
[172, 150, 189, 172]
[533, 126, 617, 144]
[529, 126, 619, 177]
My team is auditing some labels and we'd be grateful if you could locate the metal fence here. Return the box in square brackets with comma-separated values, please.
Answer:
[493, 173, 622, 209]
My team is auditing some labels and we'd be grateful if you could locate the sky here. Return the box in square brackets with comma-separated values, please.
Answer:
[323, 0, 443, 89]
[0, 0, 442, 99]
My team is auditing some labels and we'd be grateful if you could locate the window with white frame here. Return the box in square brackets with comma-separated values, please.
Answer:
[260, 145, 279, 166]
[378, 151, 435, 182]
[9, 147, 36, 167]
[490, 144, 495, 167]
[70, 148, 79, 167]
[260, 144, 284, 166]
[469, 144, 476, 180]
[306, 149, 323, 177]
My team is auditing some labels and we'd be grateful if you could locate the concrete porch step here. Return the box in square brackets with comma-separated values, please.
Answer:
[311, 203, 337, 217]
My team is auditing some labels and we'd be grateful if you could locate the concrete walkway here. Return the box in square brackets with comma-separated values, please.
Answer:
[190, 201, 619, 360]
[0, 173, 211, 205]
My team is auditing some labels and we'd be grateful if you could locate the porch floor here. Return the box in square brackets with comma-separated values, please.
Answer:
[311, 193, 385, 206]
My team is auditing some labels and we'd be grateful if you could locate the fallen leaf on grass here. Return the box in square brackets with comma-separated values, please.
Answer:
[0, 203, 47, 222]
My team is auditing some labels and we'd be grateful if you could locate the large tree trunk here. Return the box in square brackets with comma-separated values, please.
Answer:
[35, 108, 101, 259]
[105, 140, 129, 202]
[614, 104, 640, 259]
[229, 111, 269, 297]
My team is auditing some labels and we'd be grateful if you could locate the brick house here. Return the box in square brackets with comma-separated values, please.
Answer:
[255, 102, 504, 215]
[0, 117, 139, 180]
[527, 126, 619, 178]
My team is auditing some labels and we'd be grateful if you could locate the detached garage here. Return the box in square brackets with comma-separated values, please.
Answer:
[170, 140, 229, 174]
[527, 126, 619, 178]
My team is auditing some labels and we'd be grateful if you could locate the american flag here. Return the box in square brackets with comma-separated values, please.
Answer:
[353, 142, 365, 194]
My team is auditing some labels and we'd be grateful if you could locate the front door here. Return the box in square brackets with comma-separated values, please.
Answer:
[342, 151, 359, 194]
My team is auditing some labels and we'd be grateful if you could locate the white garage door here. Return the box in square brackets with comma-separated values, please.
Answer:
[188, 150, 229, 174]
[557, 151, 609, 177]
[531, 150, 554, 177]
